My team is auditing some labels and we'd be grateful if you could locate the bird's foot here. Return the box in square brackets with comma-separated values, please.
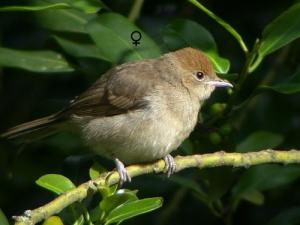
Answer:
[114, 158, 131, 186]
[163, 154, 176, 177]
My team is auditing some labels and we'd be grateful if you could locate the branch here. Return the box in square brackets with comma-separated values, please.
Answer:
[13, 149, 300, 225]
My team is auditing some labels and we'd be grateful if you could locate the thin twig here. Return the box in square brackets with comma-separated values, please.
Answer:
[128, 0, 144, 23]
[14, 149, 300, 225]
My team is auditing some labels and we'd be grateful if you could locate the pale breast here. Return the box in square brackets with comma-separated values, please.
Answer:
[73, 87, 200, 165]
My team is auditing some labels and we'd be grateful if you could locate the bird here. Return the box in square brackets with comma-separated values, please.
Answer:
[1, 47, 232, 185]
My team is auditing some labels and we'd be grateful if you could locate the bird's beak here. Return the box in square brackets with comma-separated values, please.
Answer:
[205, 80, 233, 88]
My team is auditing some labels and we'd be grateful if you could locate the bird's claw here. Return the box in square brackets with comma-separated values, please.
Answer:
[163, 154, 176, 177]
[114, 158, 131, 186]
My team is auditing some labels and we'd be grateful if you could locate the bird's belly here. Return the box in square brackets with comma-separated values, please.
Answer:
[76, 109, 196, 165]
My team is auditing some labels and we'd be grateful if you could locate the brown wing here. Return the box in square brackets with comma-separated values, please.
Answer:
[61, 59, 159, 117]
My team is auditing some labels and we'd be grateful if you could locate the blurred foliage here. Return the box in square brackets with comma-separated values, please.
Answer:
[1, 0, 300, 225]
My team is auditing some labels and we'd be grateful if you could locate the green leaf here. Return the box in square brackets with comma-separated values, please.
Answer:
[100, 190, 138, 218]
[105, 197, 163, 225]
[259, 3, 300, 57]
[232, 165, 300, 197]
[53, 35, 108, 61]
[36, 174, 75, 195]
[86, 13, 161, 63]
[0, 3, 70, 11]
[188, 0, 248, 53]
[89, 162, 107, 179]
[236, 131, 283, 152]
[71, 0, 104, 14]
[266, 207, 300, 225]
[0, 47, 74, 73]
[163, 19, 230, 74]
[239, 189, 264, 205]
[35, 0, 95, 33]
[0, 209, 9, 225]
[260, 69, 300, 94]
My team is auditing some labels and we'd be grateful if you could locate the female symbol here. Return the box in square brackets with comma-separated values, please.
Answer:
[131, 31, 142, 46]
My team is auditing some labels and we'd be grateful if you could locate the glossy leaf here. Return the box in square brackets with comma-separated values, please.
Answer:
[105, 197, 163, 225]
[163, 19, 230, 74]
[36, 174, 75, 195]
[53, 35, 108, 61]
[86, 13, 161, 63]
[0, 3, 70, 11]
[259, 3, 300, 57]
[89, 162, 108, 179]
[0, 209, 9, 225]
[71, 0, 104, 14]
[260, 69, 300, 94]
[42, 216, 64, 225]
[34, 0, 95, 33]
[188, 0, 248, 53]
[236, 131, 283, 152]
[232, 165, 300, 196]
[0, 47, 74, 72]
[266, 207, 300, 225]
[100, 190, 138, 217]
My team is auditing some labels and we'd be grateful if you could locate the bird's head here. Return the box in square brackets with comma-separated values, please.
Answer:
[168, 47, 232, 101]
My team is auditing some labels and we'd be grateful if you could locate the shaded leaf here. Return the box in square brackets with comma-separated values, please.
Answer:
[0, 3, 70, 11]
[86, 13, 161, 63]
[36, 174, 75, 195]
[34, 0, 95, 33]
[266, 207, 300, 225]
[105, 197, 163, 225]
[163, 19, 230, 74]
[259, 3, 300, 57]
[236, 131, 283, 152]
[239, 189, 264, 205]
[0, 209, 9, 225]
[53, 35, 108, 60]
[0, 47, 74, 72]
[232, 165, 300, 197]
[260, 69, 300, 94]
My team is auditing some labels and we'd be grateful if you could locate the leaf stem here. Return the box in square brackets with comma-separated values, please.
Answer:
[128, 0, 144, 23]
[188, 0, 249, 54]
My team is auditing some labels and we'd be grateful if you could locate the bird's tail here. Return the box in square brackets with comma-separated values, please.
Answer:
[0, 114, 61, 140]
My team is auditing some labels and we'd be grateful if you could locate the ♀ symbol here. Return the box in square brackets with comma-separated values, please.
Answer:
[131, 31, 142, 46]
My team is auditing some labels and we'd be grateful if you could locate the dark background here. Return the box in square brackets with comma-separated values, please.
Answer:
[1, 0, 300, 225]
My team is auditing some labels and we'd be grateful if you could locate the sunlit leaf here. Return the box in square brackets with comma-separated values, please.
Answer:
[86, 13, 161, 63]
[100, 190, 138, 217]
[0, 47, 74, 72]
[163, 19, 230, 74]
[89, 162, 107, 179]
[36, 174, 75, 195]
[105, 197, 163, 225]
[42, 216, 64, 225]
[0, 209, 9, 225]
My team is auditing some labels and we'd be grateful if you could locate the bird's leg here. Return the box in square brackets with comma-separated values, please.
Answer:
[114, 158, 131, 186]
[163, 154, 176, 177]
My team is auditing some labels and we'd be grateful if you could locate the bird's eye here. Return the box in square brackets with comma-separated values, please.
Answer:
[195, 71, 204, 80]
